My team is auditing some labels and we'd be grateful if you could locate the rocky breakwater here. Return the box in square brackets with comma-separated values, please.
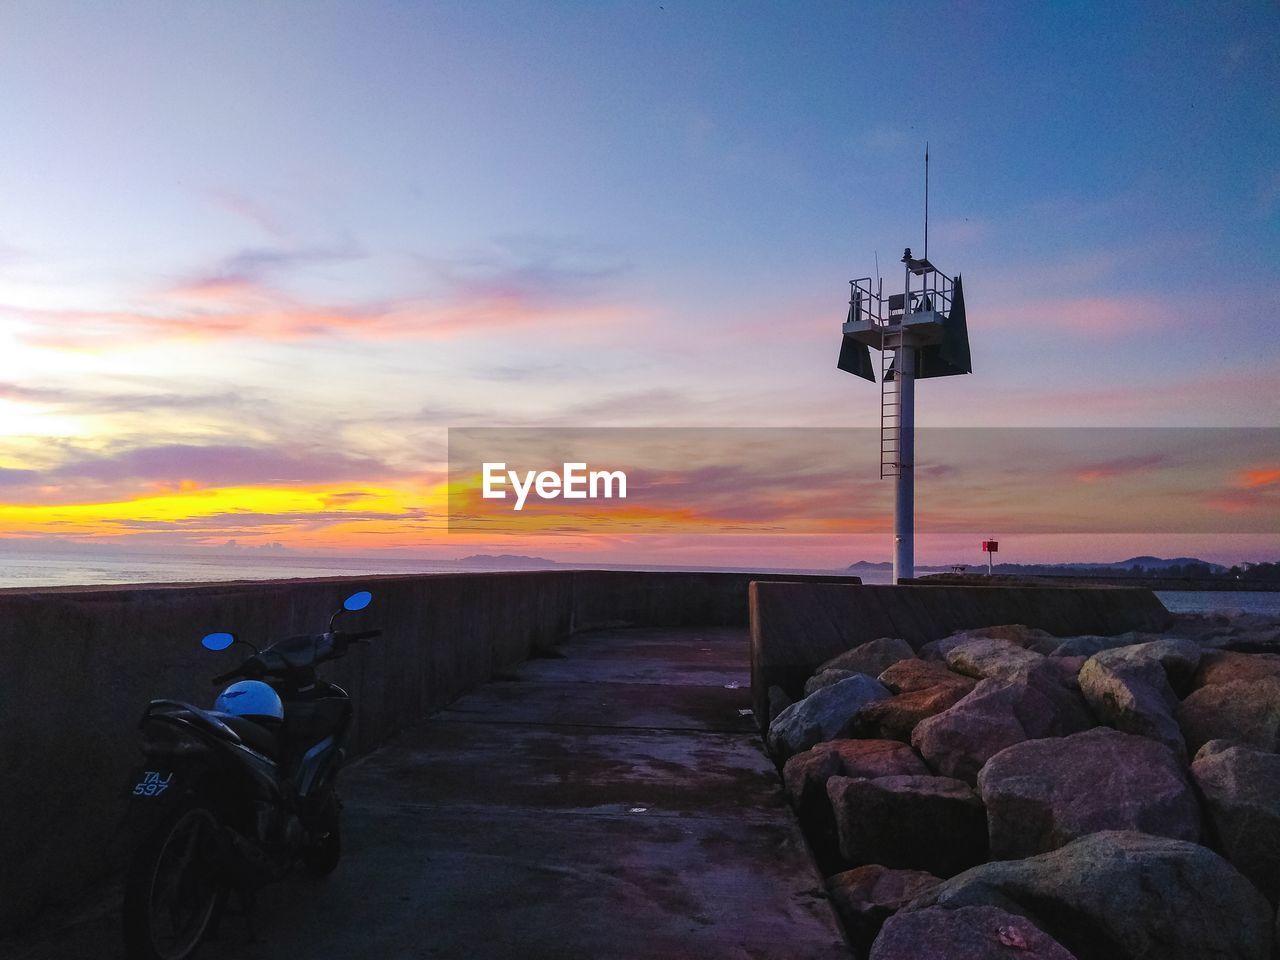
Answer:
[765, 610, 1280, 959]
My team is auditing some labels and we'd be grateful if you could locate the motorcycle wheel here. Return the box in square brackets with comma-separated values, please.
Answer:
[302, 790, 342, 877]
[123, 805, 223, 960]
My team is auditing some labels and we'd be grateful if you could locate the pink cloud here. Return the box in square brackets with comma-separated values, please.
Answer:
[1072, 453, 1169, 483]
[952, 370, 1280, 426]
[164, 275, 269, 303]
[711, 288, 1183, 348]
[983, 295, 1170, 333]
[8, 236, 635, 350]
[1206, 488, 1280, 514]
[11, 283, 632, 350]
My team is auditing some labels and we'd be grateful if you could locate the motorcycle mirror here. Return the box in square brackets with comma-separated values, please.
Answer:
[201, 632, 236, 652]
[343, 591, 372, 612]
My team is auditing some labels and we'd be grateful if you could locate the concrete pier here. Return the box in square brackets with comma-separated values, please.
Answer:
[0, 570, 858, 933]
[4, 624, 849, 959]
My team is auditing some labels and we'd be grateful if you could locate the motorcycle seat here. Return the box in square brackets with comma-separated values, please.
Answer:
[216, 713, 281, 759]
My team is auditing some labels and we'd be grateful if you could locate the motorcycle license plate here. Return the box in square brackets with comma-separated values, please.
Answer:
[132, 769, 176, 798]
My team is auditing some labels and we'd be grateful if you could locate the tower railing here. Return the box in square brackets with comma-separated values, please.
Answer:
[907, 265, 953, 318]
[848, 269, 953, 329]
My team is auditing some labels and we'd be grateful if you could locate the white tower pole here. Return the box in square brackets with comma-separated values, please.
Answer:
[894, 265, 916, 583]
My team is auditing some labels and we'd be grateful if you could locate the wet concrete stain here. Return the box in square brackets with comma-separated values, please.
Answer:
[6, 625, 849, 960]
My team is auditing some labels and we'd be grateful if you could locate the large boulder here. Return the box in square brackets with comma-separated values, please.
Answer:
[878, 657, 978, 695]
[917, 634, 972, 662]
[976, 624, 1063, 655]
[871, 905, 1079, 960]
[783, 738, 929, 824]
[1166, 612, 1280, 652]
[1018, 665, 1094, 724]
[827, 774, 987, 877]
[877, 657, 977, 695]
[1191, 739, 1280, 901]
[1089, 638, 1201, 694]
[803, 668, 856, 696]
[827, 865, 941, 955]
[977, 728, 1200, 860]
[911, 676, 1093, 784]
[1193, 650, 1280, 690]
[1177, 677, 1280, 755]
[766, 674, 891, 761]
[1050, 631, 1161, 658]
[784, 738, 932, 875]
[920, 625, 1063, 659]
[1218, 615, 1280, 654]
[945, 637, 1046, 681]
[905, 831, 1273, 960]
[852, 660, 978, 742]
[1078, 647, 1188, 759]
[819, 637, 916, 677]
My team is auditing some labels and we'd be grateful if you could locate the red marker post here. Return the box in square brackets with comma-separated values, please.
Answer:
[981, 539, 999, 576]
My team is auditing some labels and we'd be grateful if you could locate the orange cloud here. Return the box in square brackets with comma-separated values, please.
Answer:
[1240, 467, 1280, 488]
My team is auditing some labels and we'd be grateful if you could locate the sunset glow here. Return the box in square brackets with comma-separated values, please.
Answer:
[2, 3, 1277, 569]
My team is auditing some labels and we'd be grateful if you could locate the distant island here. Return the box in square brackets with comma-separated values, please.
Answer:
[455, 554, 558, 567]
[849, 556, 1280, 584]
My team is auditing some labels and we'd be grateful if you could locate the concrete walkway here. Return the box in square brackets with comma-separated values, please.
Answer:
[9, 626, 849, 960]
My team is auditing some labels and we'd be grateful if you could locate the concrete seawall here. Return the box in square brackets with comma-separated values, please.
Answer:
[0, 569, 855, 935]
[748, 581, 1174, 723]
[906, 573, 1280, 592]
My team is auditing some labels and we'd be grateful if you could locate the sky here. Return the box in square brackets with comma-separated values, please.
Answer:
[0, 1, 1277, 569]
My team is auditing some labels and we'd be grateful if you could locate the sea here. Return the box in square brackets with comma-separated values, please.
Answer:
[1150, 591, 1280, 617]
[0, 549, 840, 591]
[0, 549, 521, 589]
[1, 549, 1277, 616]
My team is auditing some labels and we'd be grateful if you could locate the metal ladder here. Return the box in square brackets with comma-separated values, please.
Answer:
[879, 325, 900, 478]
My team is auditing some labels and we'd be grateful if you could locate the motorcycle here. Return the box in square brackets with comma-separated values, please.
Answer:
[122, 590, 380, 960]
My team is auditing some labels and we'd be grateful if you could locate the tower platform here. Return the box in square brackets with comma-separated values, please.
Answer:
[841, 309, 948, 348]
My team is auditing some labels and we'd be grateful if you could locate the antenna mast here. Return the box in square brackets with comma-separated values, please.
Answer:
[924, 142, 929, 260]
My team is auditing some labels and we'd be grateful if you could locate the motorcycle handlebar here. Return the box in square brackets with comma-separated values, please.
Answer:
[211, 652, 267, 685]
[210, 629, 379, 686]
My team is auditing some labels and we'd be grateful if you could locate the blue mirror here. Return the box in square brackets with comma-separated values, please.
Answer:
[343, 591, 372, 612]
[201, 632, 235, 651]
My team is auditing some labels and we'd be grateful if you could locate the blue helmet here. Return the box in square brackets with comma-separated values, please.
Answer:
[215, 680, 284, 722]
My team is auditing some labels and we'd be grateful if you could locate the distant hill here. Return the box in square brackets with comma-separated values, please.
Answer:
[848, 556, 1228, 574]
[1113, 556, 1226, 572]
